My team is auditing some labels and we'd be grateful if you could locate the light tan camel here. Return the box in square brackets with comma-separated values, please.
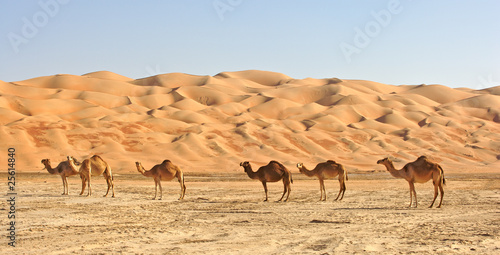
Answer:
[296, 160, 348, 201]
[240, 161, 293, 202]
[41, 158, 80, 195]
[135, 160, 186, 200]
[377, 156, 445, 208]
[67, 155, 115, 197]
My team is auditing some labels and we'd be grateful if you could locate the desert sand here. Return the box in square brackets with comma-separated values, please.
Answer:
[1, 70, 499, 253]
[3, 172, 499, 254]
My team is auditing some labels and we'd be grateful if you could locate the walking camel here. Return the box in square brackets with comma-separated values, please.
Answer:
[240, 161, 293, 202]
[135, 160, 186, 200]
[41, 158, 80, 195]
[296, 160, 348, 201]
[67, 155, 115, 197]
[377, 156, 445, 208]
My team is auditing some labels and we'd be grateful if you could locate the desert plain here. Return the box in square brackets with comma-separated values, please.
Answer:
[1, 70, 499, 254]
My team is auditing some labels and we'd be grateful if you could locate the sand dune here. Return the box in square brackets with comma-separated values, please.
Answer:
[0, 70, 499, 174]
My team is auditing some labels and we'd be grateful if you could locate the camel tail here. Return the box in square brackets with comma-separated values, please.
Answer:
[108, 165, 114, 181]
[177, 170, 184, 183]
[439, 165, 446, 185]
[341, 164, 348, 181]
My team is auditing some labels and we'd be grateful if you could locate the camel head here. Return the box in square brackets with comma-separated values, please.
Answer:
[41, 159, 50, 169]
[67, 156, 74, 162]
[135, 162, 143, 172]
[296, 163, 305, 173]
[377, 157, 392, 166]
[240, 161, 251, 171]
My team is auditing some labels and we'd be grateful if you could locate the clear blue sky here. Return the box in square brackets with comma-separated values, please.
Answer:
[1, 0, 499, 89]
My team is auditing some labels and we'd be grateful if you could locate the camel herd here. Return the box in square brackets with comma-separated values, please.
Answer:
[41, 155, 446, 208]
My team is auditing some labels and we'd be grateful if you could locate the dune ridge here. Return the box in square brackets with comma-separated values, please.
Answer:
[1, 70, 499, 173]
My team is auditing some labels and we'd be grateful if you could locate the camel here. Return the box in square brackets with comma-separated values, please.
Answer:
[135, 160, 186, 200]
[296, 160, 348, 201]
[240, 161, 293, 202]
[41, 158, 81, 195]
[67, 155, 115, 197]
[377, 156, 445, 208]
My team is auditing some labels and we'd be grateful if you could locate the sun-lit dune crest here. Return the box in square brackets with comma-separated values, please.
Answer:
[0, 108, 25, 125]
[82, 71, 134, 82]
[402, 84, 475, 104]
[15, 74, 146, 97]
[477, 85, 500, 95]
[446, 94, 500, 109]
[334, 94, 375, 105]
[175, 86, 234, 106]
[215, 70, 292, 86]
[341, 80, 405, 95]
[249, 98, 303, 119]
[376, 112, 420, 129]
[60, 106, 116, 122]
[170, 98, 209, 111]
[76, 91, 132, 109]
[132, 72, 209, 88]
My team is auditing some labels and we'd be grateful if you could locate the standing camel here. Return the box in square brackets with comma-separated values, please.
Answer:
[296, 160, 348, 201]
[67, 155, 115, 197]
[240, 161, 293, 202]
[41, 158, 80, 195]
[377, 156, 445, 208]
[135, 160, 186, 200]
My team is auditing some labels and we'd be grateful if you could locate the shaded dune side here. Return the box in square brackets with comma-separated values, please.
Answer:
[1, 70, 499, 173]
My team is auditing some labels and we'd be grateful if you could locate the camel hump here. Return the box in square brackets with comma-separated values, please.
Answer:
[417, 155, 428, 161]
[91, 155, 104, 161]
[269, 160, 286, 169]
[162, 160, 172, 165]
[327, 160, 337, 164]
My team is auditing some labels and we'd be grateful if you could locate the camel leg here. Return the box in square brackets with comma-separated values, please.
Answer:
[284, 181, 291, 202]
[279, 179, 291, 202]
[153, 179, 158, 200]
[319, 179, 325, 201]
[336, 180, 346, 201]
[103, 171, 114, 197]
[437, 183, 444, 208]
[158, 180, 163, 200]
[429, 182, 439, 208]
[408, 182, 415, 207]
[61, 176, 67, 195]
[262, 181, 268, 202]
[178, 178, 185, 200]
[279, 178, 289, 202]
[80, 176, 86, 196]
[87, 174, 92, 197]
[334, 180, 343, 201]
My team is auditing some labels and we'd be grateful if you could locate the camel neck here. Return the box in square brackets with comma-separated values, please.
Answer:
[244, 165, 258, 180]
[299, 166, 316, 177]
[384, 162, 405, 179]
[44, 163, 57, 174]
[138, 164, 153, 177]
[68, 160, 78, 173]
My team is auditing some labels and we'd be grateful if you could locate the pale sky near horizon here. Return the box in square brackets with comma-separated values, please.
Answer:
[1, 0, 499, 89]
